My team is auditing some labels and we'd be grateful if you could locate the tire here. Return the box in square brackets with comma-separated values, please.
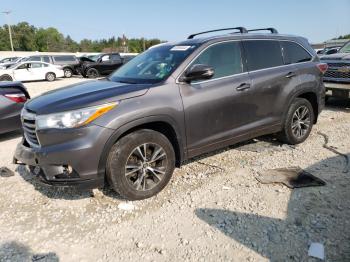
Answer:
[45, 72, 56, 82]
[86, 68, 100, 78]
[277, 98, 314, 145]
[63, 68, 73, 78]
[106, 129, 176, 200]
[0, 74, 13, 81]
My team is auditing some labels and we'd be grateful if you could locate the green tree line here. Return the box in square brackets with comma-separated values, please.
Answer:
[0, 22, 162, 53]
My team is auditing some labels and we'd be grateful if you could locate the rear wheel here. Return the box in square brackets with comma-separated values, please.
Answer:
[45, 72, 56, 82]
[277, 98, 314, 144]
[106, 129, 175, 200]
[0, 75, 13, 81]
[86, 68, 100, 78]
[63, 68, 73, 78]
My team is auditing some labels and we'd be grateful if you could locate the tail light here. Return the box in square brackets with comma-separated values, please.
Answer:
[317, 63, 328, 74]
[4, 93, 27, 103]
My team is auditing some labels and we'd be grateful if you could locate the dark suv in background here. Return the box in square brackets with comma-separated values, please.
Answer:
[14, 27, 327, 200]
[80, 53, 136, 78]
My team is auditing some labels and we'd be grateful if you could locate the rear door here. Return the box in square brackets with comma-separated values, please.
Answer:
[242, 39, 300, 126]
[180, 41, 254, 155]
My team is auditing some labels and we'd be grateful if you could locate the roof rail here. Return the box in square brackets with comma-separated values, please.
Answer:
[187, 27, 248, 39]
[248, 28, 278, 34]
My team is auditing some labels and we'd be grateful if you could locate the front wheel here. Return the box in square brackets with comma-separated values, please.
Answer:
[277, 98, 314, 145]
[86, 68, 100, 78]
[106, 129, 175, 200]
[45, 72, 56, 82]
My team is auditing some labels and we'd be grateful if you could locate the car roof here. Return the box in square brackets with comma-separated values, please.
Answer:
[173, 33, 306, 46]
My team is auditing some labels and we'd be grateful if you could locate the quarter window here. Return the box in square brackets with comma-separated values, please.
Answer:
[191, 41, 243, 80]
[243, 40, 284, 71]
[281, 41, 312, 64]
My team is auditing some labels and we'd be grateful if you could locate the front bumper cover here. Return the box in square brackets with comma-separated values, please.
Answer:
[13, 124, 114, 190]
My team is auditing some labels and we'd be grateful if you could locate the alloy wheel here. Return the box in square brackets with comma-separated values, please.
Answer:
[291, 105, 311, 138]
[125, 143, 167, 191]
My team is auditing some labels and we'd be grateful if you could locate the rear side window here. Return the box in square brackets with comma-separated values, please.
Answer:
[243, 40, 283, 71]
[281, 41, 312, 64]
[27, 56, 41, 62]
[43, 56, 50, 63]
[53, 56, 76, 62]
[191, 41, 243, 80]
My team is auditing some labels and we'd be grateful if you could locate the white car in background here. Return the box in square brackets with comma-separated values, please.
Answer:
[0, 61, 64, 82]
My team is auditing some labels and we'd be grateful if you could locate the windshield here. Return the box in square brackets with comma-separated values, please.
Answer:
[339, 41, 350, 53]
[109, 44, 198, 84]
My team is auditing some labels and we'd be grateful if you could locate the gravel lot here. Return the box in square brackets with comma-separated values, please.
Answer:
[0, 77, 349, 261]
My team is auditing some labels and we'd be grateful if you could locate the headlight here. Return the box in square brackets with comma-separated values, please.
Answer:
[36, 102, 118, 130]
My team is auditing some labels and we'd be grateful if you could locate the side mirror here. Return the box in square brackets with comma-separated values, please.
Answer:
[325, 48, 338, 55]
[180, 64, 214, 83]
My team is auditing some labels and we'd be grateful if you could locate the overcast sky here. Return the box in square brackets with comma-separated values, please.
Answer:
[1, 0, 349, 43]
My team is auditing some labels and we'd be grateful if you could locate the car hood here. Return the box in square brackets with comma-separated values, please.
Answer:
[320, 53, 350, 61]
[25, 79, 151, 114]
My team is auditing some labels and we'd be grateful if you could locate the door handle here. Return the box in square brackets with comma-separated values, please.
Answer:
[236, 83, 251, 91]
[285, 72, 296, 78]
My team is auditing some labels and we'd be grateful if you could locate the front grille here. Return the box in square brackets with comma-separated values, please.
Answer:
[324, 70, 350, 79]
[22, 109, 39, 147]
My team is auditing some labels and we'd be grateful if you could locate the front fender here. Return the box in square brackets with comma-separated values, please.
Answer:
[97, 115, 185, 177]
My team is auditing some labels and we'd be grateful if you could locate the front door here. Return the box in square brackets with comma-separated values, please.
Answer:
[179, 41, 255, 156]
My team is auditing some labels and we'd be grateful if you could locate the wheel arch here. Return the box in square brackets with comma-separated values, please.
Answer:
[284, 88, 319, 124]
[97, 116, 185, 179]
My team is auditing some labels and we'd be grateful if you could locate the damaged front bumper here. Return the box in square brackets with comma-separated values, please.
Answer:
[13, 124, 114, 190]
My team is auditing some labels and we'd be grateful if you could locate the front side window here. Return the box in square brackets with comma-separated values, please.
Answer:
[109, 44, 198, 84]
[16, 63, 30, 70]
[243, 40, 284, 71]
[190, 41, 243, 80]
[281, 41, 312, 64]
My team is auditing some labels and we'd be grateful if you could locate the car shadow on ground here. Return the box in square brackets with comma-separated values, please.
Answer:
[16, 165, 126, 201]
[195, 154, 350, 261]
[325, 97, 350, 113]
[0, 241, 59, 261]
[15, 135, 283, 201]
[0, 130, 22, 142]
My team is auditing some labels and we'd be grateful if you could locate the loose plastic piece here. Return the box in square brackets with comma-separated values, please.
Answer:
[0, 167, 14, 177]
[257, 167, 326, 188]
[308, 242, 325, 260]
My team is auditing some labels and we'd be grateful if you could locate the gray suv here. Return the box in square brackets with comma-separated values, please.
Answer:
[14, 27, 327, 200]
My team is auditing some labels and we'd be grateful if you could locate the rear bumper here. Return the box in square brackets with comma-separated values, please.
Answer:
[13, 124, 114, 190]
[324, 82, 350, 98]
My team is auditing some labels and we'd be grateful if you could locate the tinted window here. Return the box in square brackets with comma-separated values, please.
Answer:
[243, 40, 283, 71]
[16, 63, 29, 69]
[111, 54, 122, 62]
[43, 56, 50, 63]
[191, 41, 243, 80]
[27, 56, 41, 62]
[281, 41, 312, 64]
[53, 55, 76, 62]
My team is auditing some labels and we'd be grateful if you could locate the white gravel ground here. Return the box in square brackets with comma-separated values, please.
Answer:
[0, 77, 349, 261]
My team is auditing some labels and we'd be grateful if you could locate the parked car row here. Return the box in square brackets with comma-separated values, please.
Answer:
[0, 53, 137, 82]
